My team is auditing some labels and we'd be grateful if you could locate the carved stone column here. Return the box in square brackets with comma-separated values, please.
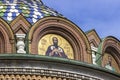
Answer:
[16, 34, 26, 53]
[91, 46, 98, 65]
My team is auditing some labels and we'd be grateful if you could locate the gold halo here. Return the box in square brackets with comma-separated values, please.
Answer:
[49, 34, 62, 46]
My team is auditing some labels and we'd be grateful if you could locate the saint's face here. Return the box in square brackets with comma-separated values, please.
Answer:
[108, 56, 112, 62]
[53, 37, 58, 46]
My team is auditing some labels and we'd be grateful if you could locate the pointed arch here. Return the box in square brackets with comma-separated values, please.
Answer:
[86, 29, 101, 47]
[28, 17, 92, 63]
[86, 29, 101, 64]
[10, 14, 31, 34]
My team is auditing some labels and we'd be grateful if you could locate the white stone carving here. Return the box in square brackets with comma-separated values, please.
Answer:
[16, 34, 26, 53]
[91, 46, 98, 65]
[91, 46, 98, 52]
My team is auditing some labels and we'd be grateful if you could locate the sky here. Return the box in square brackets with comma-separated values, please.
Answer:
[42, 0, 120, 40]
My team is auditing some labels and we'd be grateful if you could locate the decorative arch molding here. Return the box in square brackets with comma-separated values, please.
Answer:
[0, 18, 15, 53]
[10, 14, 31, 34]
[97, 36, 120, 73]
[86, 29, 101, 47]
[28, 17, 92, 63]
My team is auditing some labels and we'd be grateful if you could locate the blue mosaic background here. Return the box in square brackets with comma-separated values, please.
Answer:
[0, 0, 63, 24]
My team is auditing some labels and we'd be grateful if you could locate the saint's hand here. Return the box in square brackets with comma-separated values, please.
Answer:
[50, 48, 59, 56]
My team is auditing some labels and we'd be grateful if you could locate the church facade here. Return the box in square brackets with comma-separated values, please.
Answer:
[0, 0, 120, 80]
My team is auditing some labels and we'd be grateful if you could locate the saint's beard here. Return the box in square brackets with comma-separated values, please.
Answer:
[54, 43, 58, 48]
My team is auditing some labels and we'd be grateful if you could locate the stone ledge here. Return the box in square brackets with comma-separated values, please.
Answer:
[0, 54, 119, 80]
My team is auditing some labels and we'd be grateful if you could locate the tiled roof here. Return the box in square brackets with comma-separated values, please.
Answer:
[0, 0, 63, 24]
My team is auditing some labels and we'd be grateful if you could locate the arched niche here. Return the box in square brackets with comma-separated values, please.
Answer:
[28, 17, 92, 63]
[0, 18, 15, 53]
[97, 36, 120, 73]
[0, 32, 5, 53]
[102, 48, 120, 73]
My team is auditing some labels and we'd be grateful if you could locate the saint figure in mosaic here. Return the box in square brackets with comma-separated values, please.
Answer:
[46, 37, 68, 58]
[105, 56, 115, 71]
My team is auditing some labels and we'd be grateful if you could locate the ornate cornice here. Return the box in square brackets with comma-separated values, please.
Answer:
[0, 67, 101, 80]
[0, 54, 119, 80]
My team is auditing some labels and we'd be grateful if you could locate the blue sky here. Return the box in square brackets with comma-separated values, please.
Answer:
[42, 0, 120, 40]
